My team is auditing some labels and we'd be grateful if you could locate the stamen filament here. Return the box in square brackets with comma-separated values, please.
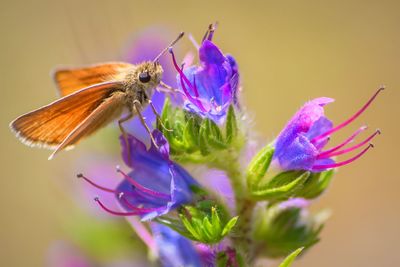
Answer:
[116, 168, 170, 199]
[312, 144, 374, 171]
[119, 193, 162, 213]
[311, 87, 384, 143]
[318, 126, 368, 158]
[319, 130, 380, 158]
[192, 75, 202, 102]
[94, 197, 140, 216]
[169, 48, 207, 112]
[77, 173, 116, 193]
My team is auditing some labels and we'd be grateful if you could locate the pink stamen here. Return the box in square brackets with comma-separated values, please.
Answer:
[77, 173, 116, 193]
[319, 130, 380, 158]
[169, 48, 207, 112]
[312, 144, 374, 171]
[94, 197, 140, 216]
[118, 192, 163, 213]
[318, 126, 368, 158]
[192, 75, 202, 103]
[311, 87, 384, 143]
[116, 168, 170, 200]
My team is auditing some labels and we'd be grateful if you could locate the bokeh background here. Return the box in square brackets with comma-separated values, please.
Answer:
[1, 0, 399, 266]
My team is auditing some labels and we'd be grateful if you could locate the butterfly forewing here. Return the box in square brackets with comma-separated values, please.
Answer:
[10, 81, 124, 149]
[49, 91, 127, 159]
[53, 62, 132, 96]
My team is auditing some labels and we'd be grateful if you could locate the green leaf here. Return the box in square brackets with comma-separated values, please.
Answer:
[222, 216, 239, 236]
[246, 145, 275, 188]
[250, 171, 310, 201]
[226, 105, 238, 144]
[278, 247, 304, 267]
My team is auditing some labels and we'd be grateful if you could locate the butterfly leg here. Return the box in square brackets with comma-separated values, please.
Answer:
[118, 111, 134, 162]
[133, 100, 159, 149]
[159, 81, 180, 93]
[147, 99, 172, 132]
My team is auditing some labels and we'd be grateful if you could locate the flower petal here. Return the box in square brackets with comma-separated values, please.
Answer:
[276, 134, 319, 171]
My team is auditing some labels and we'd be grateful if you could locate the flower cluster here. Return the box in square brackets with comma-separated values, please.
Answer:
[74, 25, 383, 267]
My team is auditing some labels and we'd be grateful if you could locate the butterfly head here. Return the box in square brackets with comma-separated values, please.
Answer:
[134, 61, 163, 91]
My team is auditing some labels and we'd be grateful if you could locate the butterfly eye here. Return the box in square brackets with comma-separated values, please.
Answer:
[139, 72, 151, 83]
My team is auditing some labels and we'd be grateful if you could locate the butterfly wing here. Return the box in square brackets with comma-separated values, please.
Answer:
[53, 62, 133, 96]
[48, 91, 127, 159]
[10, 81, 125, 151]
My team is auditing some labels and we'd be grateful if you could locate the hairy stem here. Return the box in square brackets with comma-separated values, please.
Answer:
[213, 153, 256, 265]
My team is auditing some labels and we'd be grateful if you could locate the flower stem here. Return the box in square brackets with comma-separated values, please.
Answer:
[213, 153, 256, 264]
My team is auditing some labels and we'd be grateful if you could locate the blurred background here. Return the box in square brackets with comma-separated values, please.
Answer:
[1, 0, 399, 266]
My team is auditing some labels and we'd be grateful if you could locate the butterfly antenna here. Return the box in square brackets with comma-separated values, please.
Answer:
[153, 32, 185, 62]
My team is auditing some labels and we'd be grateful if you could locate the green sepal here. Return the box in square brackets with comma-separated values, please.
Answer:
[177, 205, 238, 244]
[183, 114, 202, 150]
[222, 216, 239, 236]
[297, 169, 334, 199]
[157, 98, 243, 163]
[203, 118, 227, 150]
[226, 105, 238, 144]
[216, 248, 245, 267]
[246, 145, 275, 188]
[278, 247, 304, 267]
[253, 204, 323, 258]
[250, 171, 310, 201]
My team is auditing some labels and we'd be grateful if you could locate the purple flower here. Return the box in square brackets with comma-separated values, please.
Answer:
[273, 88, 384, 172]
[278, 198, 310, 210]
[152, 224, 203, 267]
[83, 130, 198, 221]
[169, 27, 239, 123]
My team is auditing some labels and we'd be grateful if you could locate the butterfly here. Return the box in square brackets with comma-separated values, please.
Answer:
[10, 32, 184, 160]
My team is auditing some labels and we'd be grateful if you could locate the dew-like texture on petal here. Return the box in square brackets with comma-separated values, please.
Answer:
[274, 98, 335, 171]
[118, 130, 198, 220]
[152, 224, 202, 267]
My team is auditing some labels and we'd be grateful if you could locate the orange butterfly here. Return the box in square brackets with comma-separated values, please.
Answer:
[10, 32, 184, 160]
